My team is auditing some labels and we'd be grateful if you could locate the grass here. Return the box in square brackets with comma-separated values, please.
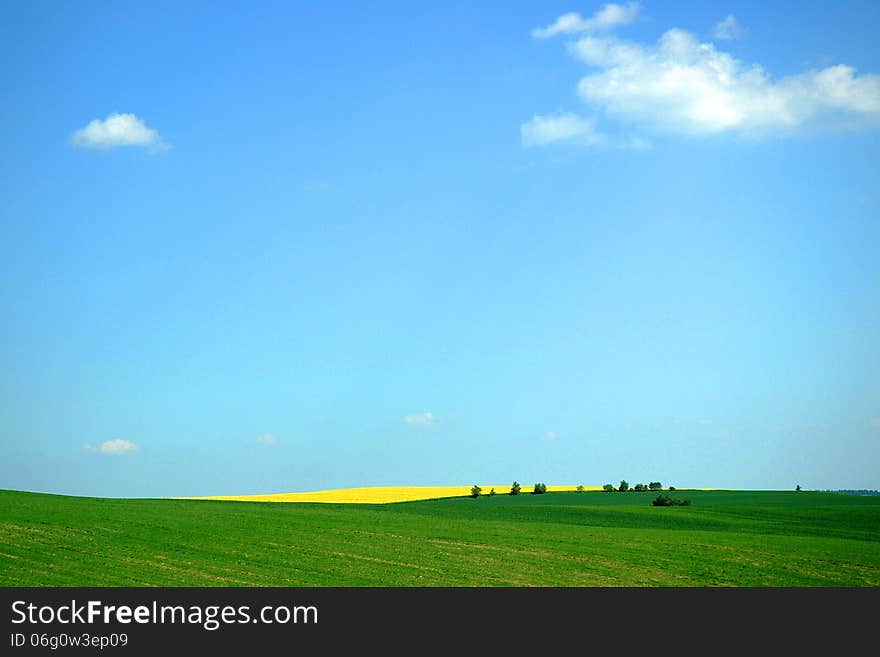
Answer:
[1, 488, 878, 586]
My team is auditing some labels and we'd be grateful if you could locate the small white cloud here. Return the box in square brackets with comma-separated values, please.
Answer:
[403, 412, 436, 426]
[698, 419, 714, 426]
[70, 113, 168, 152]
[532, 3, 641, 39]
[521, 112, 649, 149]
[521, 112, 607, 147]
[714, 14, 744, 41]
[84, 439, 138, 455]
[256, 433, 278, 445]
[538, 431, 558, 441]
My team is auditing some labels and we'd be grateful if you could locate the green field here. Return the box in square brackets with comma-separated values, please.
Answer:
[2, 488, 879, 586]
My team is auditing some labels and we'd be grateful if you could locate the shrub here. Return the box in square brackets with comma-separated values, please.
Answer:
[576, 485, 585, 492]
[470, 485, 482, 498]
[489, 488, 496, 496]
[652, 494, 691, 507]
[509, 481, 521, 496]
[532, 483, 547, 495]
[668, 486, 676, 491]
[603, 484, 615, 492]
[619, 480, 629, 492]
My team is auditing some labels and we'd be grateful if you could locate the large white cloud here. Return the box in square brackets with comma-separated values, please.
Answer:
[528, 9, 880, 144]
[572, 29, 880, 135]
[70, 113, 168, 151]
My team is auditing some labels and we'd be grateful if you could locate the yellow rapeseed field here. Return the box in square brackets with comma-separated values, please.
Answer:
[183, 484, 601, 504]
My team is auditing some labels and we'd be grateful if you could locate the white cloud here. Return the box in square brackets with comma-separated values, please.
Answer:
[403, 412, 436, 426]
[567, 28, 880, 137]
[521, 112, 606, 147]
[70, 113, 168, 152]
[532, 3, 641, 38]
[84, 439, 138, 455]
[713, 15, 743, 41]
[256, 433, 278, 445]
[521, 112, 650, 149]
[538, 431, 558, 441]
[698, 419, 714, 426]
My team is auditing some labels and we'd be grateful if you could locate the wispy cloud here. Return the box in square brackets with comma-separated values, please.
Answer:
[70, 113, 168, 152]
[521, 112, 649, 149]
[403, 412, 436, 426]
[256, 433, 278, 445]
[528, 7, 880, 143]
[698, 419, 714, 426]
[713, 14, 744, 41]
[538, 431, 558, 441]
[532, 3, 641, 39]
[521, 113, 604, 147]
[84, 439, 138, 455]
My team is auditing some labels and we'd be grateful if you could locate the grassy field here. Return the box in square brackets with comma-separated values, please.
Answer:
[1, 488, 879, 586]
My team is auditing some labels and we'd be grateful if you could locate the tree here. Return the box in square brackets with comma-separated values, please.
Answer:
[509, 481, 521, 496]
[649, 482, 662, 491]
[489, 488, 496, 496]
[619, 480, 629, 492]
[633, 483, 645, 492]
[532, 483, 547, 494]
[603, 483, 615, 492]
[470, 485, 482, 498]
[576, 485, 585, 492]
[796, 484, 801, 492]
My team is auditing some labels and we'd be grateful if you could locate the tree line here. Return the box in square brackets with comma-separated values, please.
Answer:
[469, 480, 691, 506]
[469, 480, 676, 497]
[602, 480, 668, 492]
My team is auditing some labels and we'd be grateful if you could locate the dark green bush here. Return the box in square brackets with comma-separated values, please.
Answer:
[509, 481, 521, 496]
[652, 494, 691, 507]
[470, 485, 482, 498]
[532, 483, 547, 495]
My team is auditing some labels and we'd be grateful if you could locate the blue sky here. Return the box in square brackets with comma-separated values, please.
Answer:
[1, 1, 878, 497]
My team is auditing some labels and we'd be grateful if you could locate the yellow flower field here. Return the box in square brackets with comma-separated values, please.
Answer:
[183, 484, 601, 504]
